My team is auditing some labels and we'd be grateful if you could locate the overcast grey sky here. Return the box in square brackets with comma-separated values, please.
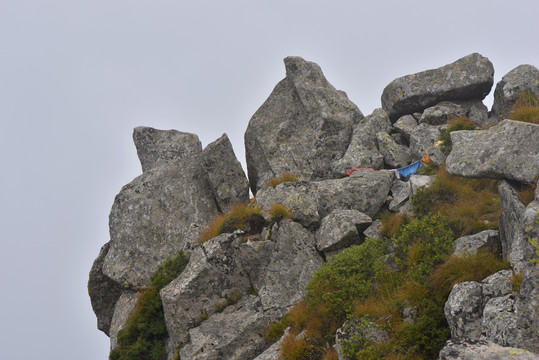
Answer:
[1, 1, 538, 359]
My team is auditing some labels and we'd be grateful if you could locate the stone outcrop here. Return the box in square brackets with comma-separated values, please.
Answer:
[438, 338, 538, 360]
[90, 54, 539, 360]
[202, 133, 250, 210]
[381, 53, 494, 121]
[491, 64, 539, 120]
[446, 120, 539, 184]
[244, 56, 363, 194]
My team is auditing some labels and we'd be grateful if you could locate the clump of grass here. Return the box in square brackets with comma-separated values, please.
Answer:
[281, 332, 310, 360]
[268, 172, 299, 187]
[512, 271, 523, 293]
[198, 203, 266, 243]
[412, 167, 500, 236]
[509, 91, 539, 124]
[438, 117, 476, 155]
[269, 203, 292, 224]
[110, 251, 189, 360]
[430, 251, 509, 296]
[417, 161, 439, 175]
[381, 214, 411, 238]
[517, 183, 537, 206]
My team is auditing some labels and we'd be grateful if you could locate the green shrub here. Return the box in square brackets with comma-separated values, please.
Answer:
[110, 251, 189, 360]
[268, 172, 299, 187]
[393, 214, 456, 281]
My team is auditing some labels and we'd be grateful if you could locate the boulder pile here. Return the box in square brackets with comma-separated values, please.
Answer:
[89, 54, 539, 359]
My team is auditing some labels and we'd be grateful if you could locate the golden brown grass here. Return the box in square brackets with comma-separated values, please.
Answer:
[268, 172, 299, 187]
[430, 251, 508, 296]
[281, 332, 309, 360]
[508, 91, 539, 124]
[512, 271, 523, 293]
[198, 203, 265, 243]
[269, 203, 292, 223]
[381, 214, 411, 238]
[518, 183, 537, 206]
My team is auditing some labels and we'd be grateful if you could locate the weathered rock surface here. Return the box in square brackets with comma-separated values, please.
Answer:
[161, 234, 251, 349]
[245, 56, 363, 193]
[445, 281, 484, 339]
[109, 291, 138, 349]
[393, 114, 417, 142]
[88, 242, 125, 335]
[363, 219, 383, 240]
[103, 129, 219, 289]
[409, 122, 445, 164]
[202, 133, 249, 211]
[381, 53, 494, 121]
[133, 127, 204, 173]
[376, 131, 412, 168]
[316, 209, 372, 252]
[446, 120, 539, 184]
[418, 100, 489, 126]
[256, 170, 393, 228]
[482, 295, 518, 346]
[499, 180, 528, 269]
[453, 230, 501, 257]
[438, 338, 538, 360]
[481, 270, 513, 307]
[389, 179, 411, 211]
[491, 64, 539, 120]
[253, 328, 291, 360]
[331, 108, 390, 174]
[179, 296, 271, 360]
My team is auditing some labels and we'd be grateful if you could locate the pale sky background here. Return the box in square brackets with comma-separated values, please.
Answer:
[1, 1, 538, 359]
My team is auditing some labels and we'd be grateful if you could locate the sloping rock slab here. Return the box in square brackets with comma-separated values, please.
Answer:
[161, 234, 251, 349]
[445, 281, 483, 339]
[179, 296, 272, 360]
[202, 133, 249, 210]
[498, 181, 527, 269]
[256, 171, 393, 228]
[438, 338, 538, 360]
[381, 53, 494, 121]
[245, 56, 363, 193]
[446, 120, 539, 184]
[316, 209, 372, 252]
[491, 64, 539, 120]
[453, 230, 500, 257]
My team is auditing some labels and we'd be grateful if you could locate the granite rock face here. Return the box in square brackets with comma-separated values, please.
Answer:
[245, 56, 363, 194]
[316, 209, 372, 253]
[202, 133, 250, 211]
[445, 281, 484, 339]
[491, 64, 539, 120]
[453, 230, 501, 257]
[438, 338, 538, 360]
[381, 53, 494, 121]
[446, 120, 539, 184]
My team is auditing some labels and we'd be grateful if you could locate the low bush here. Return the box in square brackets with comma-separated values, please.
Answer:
[412, 167, 500, 236]
[198, 203, 266, 243]
[430, 251, 508, 296]
[268, 172, 299, 187]
[508, 91, 539, 124]
[109, 251, 189, 360]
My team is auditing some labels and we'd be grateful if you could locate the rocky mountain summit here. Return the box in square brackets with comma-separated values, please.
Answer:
[89, 54, 539, 360]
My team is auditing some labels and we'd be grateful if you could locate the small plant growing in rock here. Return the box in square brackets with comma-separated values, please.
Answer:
[198, 203, 266, 243]
[269, 203, 292, 224]
[508, 91, 539, 124]
[268, 172, 299, 187]
[512, 271, 523, 293]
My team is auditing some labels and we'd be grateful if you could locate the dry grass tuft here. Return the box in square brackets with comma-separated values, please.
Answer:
[512, 271, 523, 293]
[268, 172, 299, 187]
[269, 203, 292, 223]
[430, 251, 508, 296]
[381, 214, 411, 238]
[508, 91, 539, 124]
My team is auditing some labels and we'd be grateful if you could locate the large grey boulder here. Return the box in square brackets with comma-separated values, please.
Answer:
[446, 120, 539, 184]
[103, 129, 219, 289]
[88, 242, 125, 335]
[453, 230, 501, 257]
[393, 115, 417, 142]
[381, 53, 494, 121]
[438, 338, 538, 360]
[331, 108, 390, 174]
[316, 209, 372, 253]
[161, 234, 251, 349]
[133, 127, 204, 173]
[409, 123, 445, 165]
[253, 220, 323, 312]
[499, 181, 528, 270]
[178, 296, 272, 360]
[376, 131, 412, 168]
[419, 100, 489, 126]
[202, 133, 249, 211]
[109, 291, 138, 349]
[255, 170, 393, 228]
[491, 65, 539, 120]
[445, 281, 484, 339]
[245, 56, 363, 194]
